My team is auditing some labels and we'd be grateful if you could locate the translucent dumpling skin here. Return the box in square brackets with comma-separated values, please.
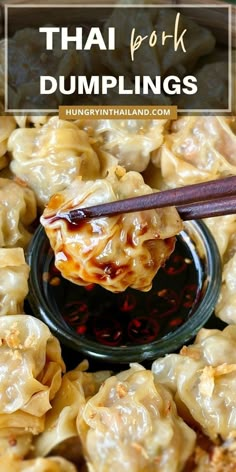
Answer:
[152, 325, 236, 441]
[0, 248, 29, 316]
[41, 167, 182, 292]
[8, 117, 100, 207]
[0, 178, 37, 249]
[0, 315, 65, 436]
[77, 364, 196, 472]
[152, 116, 236, 188]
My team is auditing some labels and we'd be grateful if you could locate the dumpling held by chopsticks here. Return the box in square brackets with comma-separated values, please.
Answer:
[41, 166, 182, 293]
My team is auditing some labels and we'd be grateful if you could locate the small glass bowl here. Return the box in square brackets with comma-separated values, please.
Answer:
[27, 220, 221, 364]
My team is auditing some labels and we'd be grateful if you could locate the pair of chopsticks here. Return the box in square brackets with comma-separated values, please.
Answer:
[58, 176, 236, 224]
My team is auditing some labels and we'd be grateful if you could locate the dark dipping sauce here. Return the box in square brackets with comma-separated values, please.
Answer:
[41, 230, 204, 348]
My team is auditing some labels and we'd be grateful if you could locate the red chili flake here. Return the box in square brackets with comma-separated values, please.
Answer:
[63, 301, 89, 327]
[93, 318, 123, 346]
[163, 255, 187, 276]
[182, 284, 198, 308]
[76, 325, 87, 335]
[132, 319, 142, 328]
[85, 284, 95, 292]
[169, 318, 183, 327]
[128, 317, 160, 344]
[148, 288, 179, 318]
[119, 293, 136, 312]
[65, 301, 88, 315]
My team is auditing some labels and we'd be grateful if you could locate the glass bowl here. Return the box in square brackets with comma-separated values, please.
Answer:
[27, 220, 221, 363]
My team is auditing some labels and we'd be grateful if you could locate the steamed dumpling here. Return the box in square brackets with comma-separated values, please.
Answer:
[33, 360, 111, 459]
[152, 116, 236, 188]
[0, 315, 65, 436]
[152, 325, 236, 441]
[77, 364, 196, 472]
[77, 119, 168, 172]
[0, 117, 16, 170]
[0, 248, 29, 316]
[8, 117, 100, 207]
[0, 178, 37, 249]
[215, 253, 236, 324]
[41, 166, 182, 292]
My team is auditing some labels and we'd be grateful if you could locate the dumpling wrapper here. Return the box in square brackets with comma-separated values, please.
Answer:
[41, 167, 182, 292]
[77, 363, 196, 472]
[0, 178, 37, 249]
[0, 456, 77, 472]
[33, 360, 111, 458]
[0, 248, 29, 316]
[102, 8, 215, 80]
[0, 117, 16, 170]
[152, 325, 236, 441]
[8, 117, 101, 207]
[0, 315, 65, 435]
[152, 116, 236, 188]
[77, 119, 168, 172]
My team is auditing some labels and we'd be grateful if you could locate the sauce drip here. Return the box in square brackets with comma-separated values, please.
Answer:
[42, 233, 204, 347]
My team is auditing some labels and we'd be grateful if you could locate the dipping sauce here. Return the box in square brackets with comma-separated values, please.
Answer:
[42, 230, 204, 347]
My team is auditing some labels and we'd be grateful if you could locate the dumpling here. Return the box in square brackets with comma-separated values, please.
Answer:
[0, 315, 65, 436]
[215, 253, 236, 324]
[6, 28, 83, 110]
[77, 119, 168, 172]
[0, 248, 29, 316]
[152, 116, 236, 188]
[152, 325, 236, 441]
[0, 178, 37, 248]
[77, 363, 196, 472]
[204, 215, 236, 260]
[0, 117, 16, 170]
[33, 360, 111, 460]
[8, 117, 101, 207]
[176, 62, 229, 110]
[0, 456, 77, 472]
[41, 166, 183, 292]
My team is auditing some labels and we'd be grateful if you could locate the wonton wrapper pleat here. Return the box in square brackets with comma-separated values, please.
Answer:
[77, 119, 168, 172]
[0, 315, 65, 435]
[152, 325, 236, 441]
[0, 178, 37, 249]
[0, 455, 77, 472]
[0, 248, 29, 316]
[33, 360, 111, 458]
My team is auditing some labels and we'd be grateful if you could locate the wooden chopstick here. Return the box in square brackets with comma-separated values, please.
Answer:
[57, 176, 236, 224]
[178, 195, 236, 220]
